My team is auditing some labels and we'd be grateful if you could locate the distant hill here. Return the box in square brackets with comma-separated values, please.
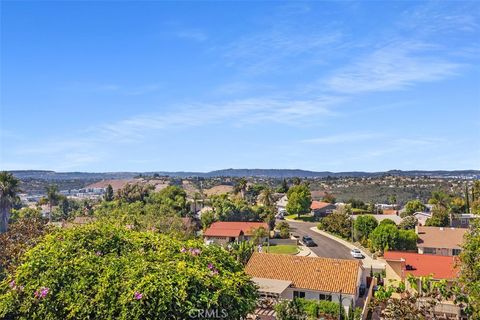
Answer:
[9, 169, 480, 180]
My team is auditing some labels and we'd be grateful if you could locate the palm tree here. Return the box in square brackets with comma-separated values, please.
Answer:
[0, 172, 20, 233]
[45, 185, 60, 222]
[258, 188, 274, 207]
[234, 178, 248, 199]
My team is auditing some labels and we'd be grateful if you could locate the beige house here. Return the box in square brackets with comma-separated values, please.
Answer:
[416, 226, 467, 256]
[245, 253, 364, 310]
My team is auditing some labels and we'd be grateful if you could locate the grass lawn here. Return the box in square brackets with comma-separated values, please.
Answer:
[266, 245, 299, 255]
[285, 214, 318, 222]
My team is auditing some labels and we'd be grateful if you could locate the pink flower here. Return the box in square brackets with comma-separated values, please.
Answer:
[190, 248, 201, 256]
[134, 291, 143, 300]
[210, 269, 219, 276]
[207, 263, 214, 270]
[34, 287, 49, 299]
[180, 247, 187, 253]
[95, 251, 102, 256]
[9, 280, 16, 289]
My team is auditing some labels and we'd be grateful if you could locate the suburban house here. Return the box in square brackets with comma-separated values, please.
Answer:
[245, 253, 364, 312]
[203, 221, 269, 245]
[382, 251, 461, 319]
[310, 201, 336, 217]
[416, 226, 467, 256]
[413, 211, 432, 226]
[451, 213, 478, 228]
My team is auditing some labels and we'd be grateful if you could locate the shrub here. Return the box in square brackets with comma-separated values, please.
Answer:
[0, 223, 257, 319]
[318, 212, 352, 239]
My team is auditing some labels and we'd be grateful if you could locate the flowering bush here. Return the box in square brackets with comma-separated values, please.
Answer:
[0, 223, 257, 319]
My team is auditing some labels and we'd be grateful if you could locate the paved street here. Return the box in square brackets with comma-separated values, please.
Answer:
[284, 220, 353, 260]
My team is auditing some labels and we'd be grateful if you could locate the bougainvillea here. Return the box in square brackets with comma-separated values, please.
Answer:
[0, 223, 257, 319]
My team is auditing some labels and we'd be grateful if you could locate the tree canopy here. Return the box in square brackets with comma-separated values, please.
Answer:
[0, 223, 257, 319]
[286, 184, 312, 218]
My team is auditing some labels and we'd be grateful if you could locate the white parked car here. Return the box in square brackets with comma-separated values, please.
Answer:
[350, 248, 364, 259]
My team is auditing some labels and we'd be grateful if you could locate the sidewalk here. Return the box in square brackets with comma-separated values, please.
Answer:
[310, 227, 385, 270]
[295, 245, 317, 257]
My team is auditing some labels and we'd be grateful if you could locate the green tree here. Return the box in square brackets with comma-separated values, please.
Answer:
[251, 226, 269, 245]
[116, 183, 154, 203]
[104, 184, 114, 202]
[147, 186, 188, 216]
[403, 200, 426, 217]
[425, 207, 449, 227]
[399, 216, 418, 230]
[459, 219, 480, 318]
[234, 178, 248, 199]
[286, 185, 312, 218]
[200, 209, 216, 229]
[277, 179, 289, 193]
[45, 185, 61, 222]
[318, 211, 352, 239]
[0, 223, 258, 319]
[369, 224, 399, 253]
[354, 215, 378, 242]
[276, 221, 291, 239]
[0, 172, 20, 233]
[258, 187, 275, 207]
[275, 299, 306, 320]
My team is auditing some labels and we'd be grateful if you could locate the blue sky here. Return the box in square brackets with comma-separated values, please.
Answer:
[1, 1, 479, 172]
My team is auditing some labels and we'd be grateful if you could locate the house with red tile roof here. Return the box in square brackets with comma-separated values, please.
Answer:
[382, 251, 461, 318]
[245, 253, 363, 313]
[203, 221, 269, 245]
[310, 201, 336, 217]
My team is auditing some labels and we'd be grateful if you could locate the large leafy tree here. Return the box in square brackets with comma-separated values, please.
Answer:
[0, 172, 20, 233]
[233, 178, 248, 200]
[354, 215, 378, 243]
[147, 186, 188, 216]
[0, 223, 258, 319]
[286, 184, 312, 218]
[116, 183, 154, 203]
[403, 200, 426, 217]
[318, 210, 352, 239]
[369, 223, 417, 253]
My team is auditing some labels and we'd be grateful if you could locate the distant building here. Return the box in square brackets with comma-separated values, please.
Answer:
[310, 201, 336, 217]
[245, 253, 363, 311]
[413, 212, 432, 226]
[203, 222, 269, 245]
[416, 226, 467, 256]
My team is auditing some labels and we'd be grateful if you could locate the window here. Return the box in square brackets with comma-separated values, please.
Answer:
[423, 247, 435, 254]
[293, 291, 305, 298]
[319, 293, 332, 301]
[452, 249, 461, 256]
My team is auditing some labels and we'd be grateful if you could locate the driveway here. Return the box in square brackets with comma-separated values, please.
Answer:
[284, 220, 353, 260]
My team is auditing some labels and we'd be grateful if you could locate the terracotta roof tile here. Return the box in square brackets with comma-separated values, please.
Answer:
[204, 222, 268, 237]
[310, 201, 334, 210]
[245, 253, 361, 295]
[384, 251, 459, 280]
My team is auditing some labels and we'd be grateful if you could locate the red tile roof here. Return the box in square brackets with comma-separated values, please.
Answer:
[310, 201, 334, 210]
[383, 251, 459, 280]
[383, 209, 398, 215]
[204, 221, 269, 237]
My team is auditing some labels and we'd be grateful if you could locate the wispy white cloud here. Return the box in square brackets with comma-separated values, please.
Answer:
[302, 132, 379, 144]
[323, 40, 461, 94]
